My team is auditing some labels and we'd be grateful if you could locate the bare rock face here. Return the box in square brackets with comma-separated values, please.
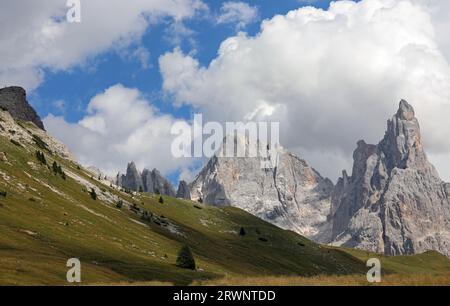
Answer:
[119, 162, 144, 191]
[330, 100, 450, 256]
[176, 180, 191, 199]
[190, 136, 334, 241]
[142, 168, 176, 197]
[0, 86, 45, 130]
[117, 163, 175, 196]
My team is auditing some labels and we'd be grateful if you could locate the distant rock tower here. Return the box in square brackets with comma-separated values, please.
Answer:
[176, 181, 191, 200]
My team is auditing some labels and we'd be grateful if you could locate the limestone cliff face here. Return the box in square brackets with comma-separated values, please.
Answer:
[330, 101, 450, 256]
[0, 86, 45, 130]
[117, 163, 175, 197]
[190, 136, 334, 241]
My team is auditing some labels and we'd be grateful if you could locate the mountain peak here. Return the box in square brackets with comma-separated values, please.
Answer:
[381, 100, 425, 170]
[0, 86, 45, 130]
[127, 161, 138, 171]
[331, 100, 450, 257]
[396, 99, 415, 121]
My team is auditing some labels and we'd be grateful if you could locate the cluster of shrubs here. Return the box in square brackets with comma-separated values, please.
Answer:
[35, 151, 66, 179]
[52, 161, 66, 180]
[238, 226, 271, 242]
[32, 135, 48, 150]
[10, 139, 22, 147]
[35, 150, 47, 165]
[89, 188, 97, 200]
[141, 210, 153, 221]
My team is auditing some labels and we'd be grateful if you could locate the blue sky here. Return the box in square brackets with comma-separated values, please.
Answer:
[30, 0, 334, 124]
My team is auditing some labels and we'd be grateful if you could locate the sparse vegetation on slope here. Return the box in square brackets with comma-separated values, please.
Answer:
[0, 115, 449, 286]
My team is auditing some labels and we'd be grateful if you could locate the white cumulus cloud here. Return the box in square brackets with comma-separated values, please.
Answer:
[44, 84, 193, 176]
[160, 0, 450, 181]
[0, 0, 207, 90]
[216, 1, 259, 30]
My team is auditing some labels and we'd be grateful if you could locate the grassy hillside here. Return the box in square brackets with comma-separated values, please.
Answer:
[1, 115, 450, 286]
[194, 250, 450, 286]
[0, 118, 369, 285]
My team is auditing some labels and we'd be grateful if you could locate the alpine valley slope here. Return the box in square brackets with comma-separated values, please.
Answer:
[0, 87, 369, 285]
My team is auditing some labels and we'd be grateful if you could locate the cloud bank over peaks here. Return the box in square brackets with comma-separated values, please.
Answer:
[160, 0, 450, 181]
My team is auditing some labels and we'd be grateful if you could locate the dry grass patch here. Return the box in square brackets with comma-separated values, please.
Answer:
[192, 274, 450, 286]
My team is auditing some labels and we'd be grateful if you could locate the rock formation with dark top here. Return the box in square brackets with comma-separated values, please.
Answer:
[0, 86, 45, 130]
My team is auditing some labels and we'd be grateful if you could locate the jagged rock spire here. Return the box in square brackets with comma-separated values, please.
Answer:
[117, 163, 175, 197]
[176, 180, 191, 200]
[142, 168, 176, 197]
[379, 99, 427, 171]
[330, 100, 450, 257]
[121, 162, 144, 191]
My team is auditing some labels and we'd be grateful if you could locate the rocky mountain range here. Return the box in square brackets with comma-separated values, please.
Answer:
[4, 85, 449, 257]
[191, 101, 450, 257]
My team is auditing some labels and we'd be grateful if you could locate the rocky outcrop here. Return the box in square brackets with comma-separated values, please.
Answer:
[330, 100, 450, 256]
[117, 163, 175, 196]
[0, 86, 45, 130]
[0, 105, 73, 160]
[190, 136, 334, 241]
[119, 162, 144, 191]
[142, 168, 176, 197]
[176, 180, 191, 199]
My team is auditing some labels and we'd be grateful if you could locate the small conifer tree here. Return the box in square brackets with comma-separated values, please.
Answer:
[176, 245, 196, 270]
[89, 188, 97, 200]
[52, 161, 59, 174]
[239, 227, 246, 236]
